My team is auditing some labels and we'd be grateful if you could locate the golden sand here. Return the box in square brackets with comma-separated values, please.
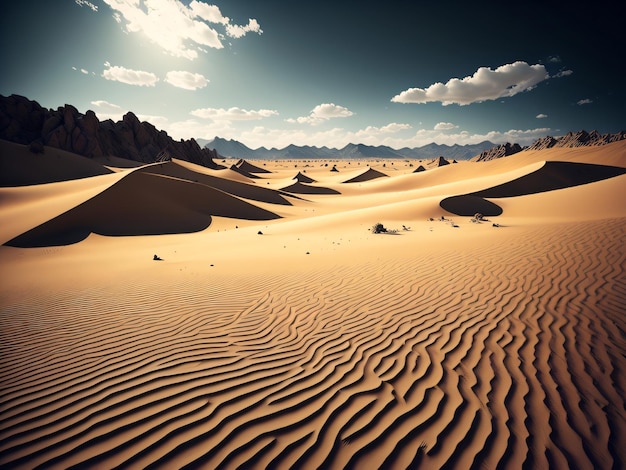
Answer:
[1, 140, 625, 468]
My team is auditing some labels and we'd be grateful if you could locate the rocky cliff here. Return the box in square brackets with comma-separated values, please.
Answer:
[472, 143, 523, 162]
[0, 94, 223, 169]
[472, 130, 626, 161]
[525, 130, 626, 150]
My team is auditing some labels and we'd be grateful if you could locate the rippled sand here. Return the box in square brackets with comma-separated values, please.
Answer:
[1, 140, 625, 468]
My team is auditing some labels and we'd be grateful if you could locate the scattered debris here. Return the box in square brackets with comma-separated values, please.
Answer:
[372, 223, 388, 234]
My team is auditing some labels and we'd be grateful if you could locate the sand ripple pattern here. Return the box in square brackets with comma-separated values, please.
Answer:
[1, 219, 625, 469]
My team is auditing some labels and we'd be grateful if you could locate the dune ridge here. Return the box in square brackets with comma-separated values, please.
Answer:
[440, 160, 626, 216]
[6, 168, 282, 247]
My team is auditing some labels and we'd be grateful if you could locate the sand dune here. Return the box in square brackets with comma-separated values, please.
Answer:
[293, 171, 317, 183]
[141, 160, 293, 206]
[0, 140, 113, 186]
[472, 161, 626, 198]
[0, 171, 129, 245]
[1, 140, 625, 468]
[440, 160, 626, 216]
[280, 181, 341, 195]
[342, 167, 388, 183]
[6, 169, 281, 247]
[235, 159, 273, 174]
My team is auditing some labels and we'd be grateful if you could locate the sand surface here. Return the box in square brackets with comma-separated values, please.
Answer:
[1, 140, 625, 469]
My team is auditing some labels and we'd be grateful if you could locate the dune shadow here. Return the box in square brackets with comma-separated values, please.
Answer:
[5, 211, 215, 247]
[5, 170, 282, 247]
[142, 162, 293, 206]
[280, 182, 341, 195]
[440, 195, 503, 217]
[342, 168, 388, 183]
[440, 161, 626, 217]
[472, 161, 626, 198]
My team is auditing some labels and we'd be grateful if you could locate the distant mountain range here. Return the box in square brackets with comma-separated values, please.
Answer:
[2, 94, 624, 169]
[200, 137, 497, 161]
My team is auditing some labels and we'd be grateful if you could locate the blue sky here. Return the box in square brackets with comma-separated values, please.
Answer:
[1, 0, 624, 149]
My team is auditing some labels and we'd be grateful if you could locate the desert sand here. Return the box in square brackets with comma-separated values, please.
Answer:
[1, 139, 625, 469]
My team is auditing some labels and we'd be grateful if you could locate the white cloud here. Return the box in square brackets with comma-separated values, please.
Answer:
[379, 123, 411, 133]
[553, 69, 573, 78]
[434, 122, 458, 131]
[164, 71, 209, 90]
[102, 0, 261, 60]
[289, 103, 354, 125]
[75, 0, 98, 12]
[536, 113, 548, 119]
[102, 64, 159, 86]
[190, 107, 278, 121]
[577, 98, 593, 105]
[226, 18, 263, 38]
[381, 127, 553, 149]
[135, 113, 170, 129]
[230, 126, 553, 150]
[89, 100, 126, 121]
[91, 100, 124, 113]
[189, 1, 229, 24]
[354, 123, 412, 139]
[167, 118, 237, 141]
[391, 61, 549, 105]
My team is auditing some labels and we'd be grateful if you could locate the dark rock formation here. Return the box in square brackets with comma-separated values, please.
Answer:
[0, 94, 223, 169]
[473, 143, 523, 162]
[471, 130, 626, 162]
[525, 130, 626, 150]
[433, 156, 450, 167]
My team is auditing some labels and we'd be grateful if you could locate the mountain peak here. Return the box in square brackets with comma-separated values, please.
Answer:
[205, 137, 496, 160]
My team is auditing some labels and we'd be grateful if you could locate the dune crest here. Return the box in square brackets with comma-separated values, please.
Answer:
[440, 160, 626, 216]
[342, 167, 388, 183]
[280, 181, 341, 195]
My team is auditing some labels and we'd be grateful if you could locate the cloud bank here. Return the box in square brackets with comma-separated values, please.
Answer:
[75, 0, 98, 12]
[102, 64, 159, 86]
[102, 0, 262, 59]
[391, 61, 549, 105]
[191, 107, 278, 121]
[164, 71, 209, 90]
[434, 122, 458, 131]
[101, 63, 209, 90]
[288, 103, 354, 125]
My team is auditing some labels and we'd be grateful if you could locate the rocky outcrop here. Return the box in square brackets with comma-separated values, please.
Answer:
[525, 130, 626, 150]
[472, 143, 523, 162]
[471, 130, 626, 161]
[0, 94, 223, 169]
[433, 156, 450, 167]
